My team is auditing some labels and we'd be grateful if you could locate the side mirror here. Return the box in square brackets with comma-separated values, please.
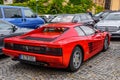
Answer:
[12, 25, 17, 32]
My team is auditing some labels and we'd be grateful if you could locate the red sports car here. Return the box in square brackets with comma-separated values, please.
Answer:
[3, 23, 110, 72]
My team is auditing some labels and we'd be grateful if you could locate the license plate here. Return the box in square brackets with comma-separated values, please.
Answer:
[19, 55, 36, 62]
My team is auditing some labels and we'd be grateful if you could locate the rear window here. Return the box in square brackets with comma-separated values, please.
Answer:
[51, 15, 74, 22]
[42, 27, 68, 33]
[80, 14, 88, 20]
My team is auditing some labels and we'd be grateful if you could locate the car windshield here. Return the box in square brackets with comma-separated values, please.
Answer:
[42, 27, 68, 33]
[95, 12, 103, 17]
[104, 13, 120, 20]
[51, 15, 74, 22]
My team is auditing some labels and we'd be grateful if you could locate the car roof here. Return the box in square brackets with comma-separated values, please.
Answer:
[43, 22, 82, 28]
[56, 13, 88, 16]
[0, 5, 29, 9]
[109, 12, 120, 14]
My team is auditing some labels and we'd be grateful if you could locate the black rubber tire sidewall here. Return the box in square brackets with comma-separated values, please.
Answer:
[68, 47, 83, 72]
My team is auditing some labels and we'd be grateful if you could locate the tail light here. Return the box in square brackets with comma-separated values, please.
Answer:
[46, 47, 62, 56]
[4, 43, 13, 49]
[4, 43, 62, 56]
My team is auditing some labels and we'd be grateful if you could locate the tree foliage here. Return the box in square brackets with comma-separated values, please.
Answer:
[13, 0, 28, 3]
[0, 0, 3, 4]
[10, 0, 101, 14]
[95, 6, 104, 13]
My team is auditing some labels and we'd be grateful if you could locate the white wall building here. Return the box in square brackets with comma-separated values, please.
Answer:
[4, 0, 13, 4]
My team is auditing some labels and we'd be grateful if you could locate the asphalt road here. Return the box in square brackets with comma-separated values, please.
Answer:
[0, 39, 120, 80]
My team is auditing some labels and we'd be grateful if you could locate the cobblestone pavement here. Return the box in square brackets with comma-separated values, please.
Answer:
[0, 40, 120, 80]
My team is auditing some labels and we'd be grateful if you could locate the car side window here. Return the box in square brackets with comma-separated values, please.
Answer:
[74, 26, 85, 36]
[80, 26, 95, 35]
[73, 16, 81, 22]
[0, 8, 2, 18]
[24, 9, 35, 18]
[86, 14, 92, 20]
[80, 15, 88, 21]
[3, 8, 22, 18]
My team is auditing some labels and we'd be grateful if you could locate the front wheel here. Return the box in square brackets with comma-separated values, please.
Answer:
[103, 36, 109, 51]
[68, 47, 83, 72]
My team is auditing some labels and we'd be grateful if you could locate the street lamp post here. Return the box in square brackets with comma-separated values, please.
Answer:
[36, 0, 38, 14]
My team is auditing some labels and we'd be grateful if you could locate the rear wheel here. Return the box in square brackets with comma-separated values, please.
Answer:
[103, 36, 109, 51]
[68, 47, 83, 72]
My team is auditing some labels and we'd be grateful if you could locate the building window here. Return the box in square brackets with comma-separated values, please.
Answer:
[105, 0, 111, 10]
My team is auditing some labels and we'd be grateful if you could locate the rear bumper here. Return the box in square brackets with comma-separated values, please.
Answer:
[3, 48, 67, 68]
[0, 47, 3, 55]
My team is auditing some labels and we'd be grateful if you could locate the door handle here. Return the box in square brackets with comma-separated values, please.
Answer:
[22, 19, 26, 22]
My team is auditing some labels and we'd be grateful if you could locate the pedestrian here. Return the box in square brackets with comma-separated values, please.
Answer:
[87, 9, 93, 17]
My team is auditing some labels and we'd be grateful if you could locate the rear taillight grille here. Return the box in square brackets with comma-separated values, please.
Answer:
[4, 43, 62, 56]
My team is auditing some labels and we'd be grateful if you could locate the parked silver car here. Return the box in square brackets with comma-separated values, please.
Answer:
[50, 14, 95, 27]
[0, 20, 33, 54]
[95, 12, 120, 38]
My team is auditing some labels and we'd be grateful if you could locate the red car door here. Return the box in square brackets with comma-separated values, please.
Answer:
[80, 26, 103, 56]
[87, 33, 103, 55]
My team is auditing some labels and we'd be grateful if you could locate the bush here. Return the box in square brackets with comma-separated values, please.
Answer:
[10, 0, 96, 14]
[10, 2, 28, 7]
[95, 6, 104, 14]
[0, 0, 3, 4]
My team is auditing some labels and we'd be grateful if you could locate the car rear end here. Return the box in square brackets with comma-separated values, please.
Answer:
[3, 39, 64, 68]
[3, 24, 77, 68]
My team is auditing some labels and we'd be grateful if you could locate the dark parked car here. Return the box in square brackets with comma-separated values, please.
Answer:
[50, 14, 95, 27]
[0, 20, 33, 54]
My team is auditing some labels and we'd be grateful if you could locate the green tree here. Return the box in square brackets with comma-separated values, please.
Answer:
[69, 0, 94, 11]
[13, 0, 29, 3]
[48, 0, 64, 14]
[0, 0, 3, 4]
[95, 6, 104, 13]
[10, 0, 99, 14]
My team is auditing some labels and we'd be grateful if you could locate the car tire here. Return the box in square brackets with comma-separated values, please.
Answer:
[67, 47, 83, 72]
[103, 36, 109, 51]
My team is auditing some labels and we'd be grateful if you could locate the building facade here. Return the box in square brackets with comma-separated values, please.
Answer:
[110, 0, 120, 10]
[94, 0, 120, 10]
[93, 0, 105, 7]
[3, 0, 13, 4]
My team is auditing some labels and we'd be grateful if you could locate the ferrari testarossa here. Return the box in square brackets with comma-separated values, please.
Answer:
[3, 22, 110, 72]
